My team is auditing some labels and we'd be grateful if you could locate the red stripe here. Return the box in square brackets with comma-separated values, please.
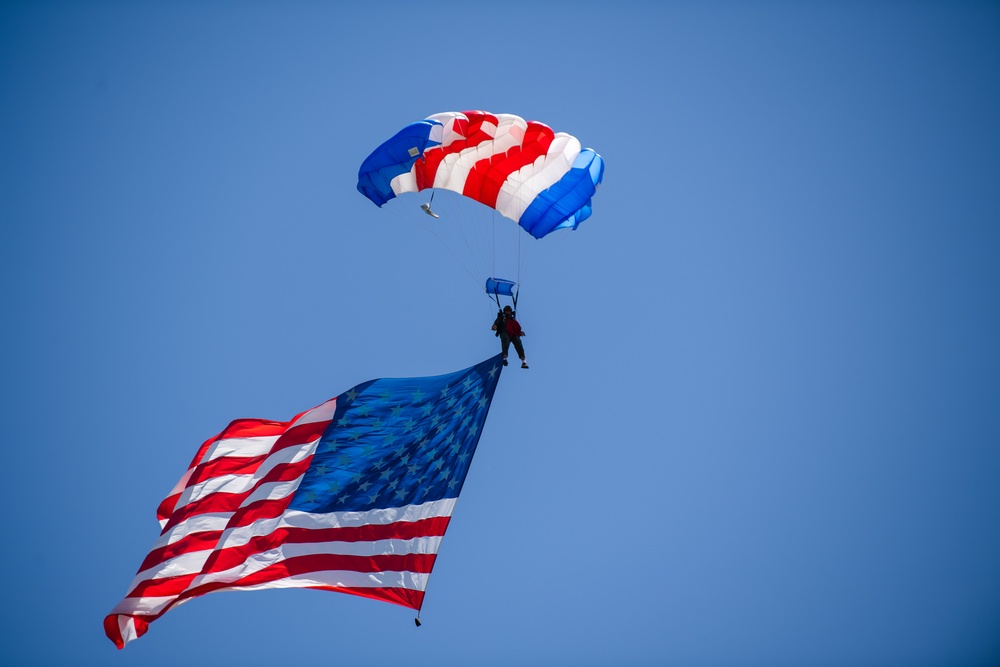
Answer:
[123, 518, 449, 616]
[313, 585, 425, 611]
[462, 120, 554, 208]
[104, 615, 124, 649]
[161, 458, 311, 531]
[271, 419, 330, 451]
[190, 418, 295, 469]
[283, 516, 451, 544]
[146, 552, 438, 607]
[414, 111, 496, 191]
[135, 516, 450, 583]
[123, 552, 437, 599]
[156, 418, 304, 525]
[127, 572, 199, 598]
[202, 517, 452, 574]
[104, 614, 148, 650]
[156, 492, 182, 526]
[186, 452, 268, 487]
[137, 529, 225, 573]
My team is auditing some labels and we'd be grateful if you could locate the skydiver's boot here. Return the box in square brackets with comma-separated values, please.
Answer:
[502, 356, 508, 366]
[521, 359, 529, 369]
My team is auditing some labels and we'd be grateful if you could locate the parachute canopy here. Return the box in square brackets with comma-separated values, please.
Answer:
[358, 111, 605, 240]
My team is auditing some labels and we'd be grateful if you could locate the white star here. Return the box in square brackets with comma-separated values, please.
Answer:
[346, 388, 359, 402]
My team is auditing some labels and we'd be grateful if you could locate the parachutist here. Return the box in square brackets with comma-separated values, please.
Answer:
[491, 305, 527, 369]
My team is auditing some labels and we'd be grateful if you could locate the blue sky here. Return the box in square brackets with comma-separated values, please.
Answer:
[2, 2, 999, 665]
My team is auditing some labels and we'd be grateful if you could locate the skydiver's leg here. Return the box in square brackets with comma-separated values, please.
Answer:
[500, 333, 511, 365]
[511, 337, 526, 368]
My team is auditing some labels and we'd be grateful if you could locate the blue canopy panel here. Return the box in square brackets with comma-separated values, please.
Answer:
[519, 149, 605, 239]
[357, 120, 443, 206]
[485, 277, 517, 297]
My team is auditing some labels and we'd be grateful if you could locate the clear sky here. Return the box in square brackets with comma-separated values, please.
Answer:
[2, 1, 999, 665]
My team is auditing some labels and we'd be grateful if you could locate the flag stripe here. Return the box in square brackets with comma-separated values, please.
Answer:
[203, 434, 282, 463]
[128, 515, 451, 597]
[137, 514, 451, 580]
[310, 585, 424, 610]
[179, 440, 313, 506]
[128, 551, 439, 598]
[163, 460, 311, 530]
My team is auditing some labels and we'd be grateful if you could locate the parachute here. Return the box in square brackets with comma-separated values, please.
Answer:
[357, 111, 604, 303]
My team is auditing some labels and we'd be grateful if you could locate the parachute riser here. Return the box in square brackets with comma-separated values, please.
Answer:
[490, 287, 518, 311]
[486, 277, 518, 312]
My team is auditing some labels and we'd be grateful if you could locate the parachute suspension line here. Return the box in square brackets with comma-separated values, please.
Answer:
[419, 218, 481, 293]
[380, 195, 482, 292]
[491, 207, 497, 281]
[489, 281, 518, 315]
[517, 222, 522, 289]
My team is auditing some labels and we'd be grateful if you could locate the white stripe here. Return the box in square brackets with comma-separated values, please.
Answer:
[113, 505, 451, 616]
[206, 499, 455, 573]
[203, 435, 280, 462]
[162, 468, 194, 511]
[177, 439, 315, 507]
[117, 615, 138, 646]
[281, 497, 457, 530]
[241, 476, 305, 507]
[234, 569, 429, 591]
[191, 533, 443, 589]
[291, 399, 337, 427]
[133, 534, 443, 593]
[274, 535, 443, 558]
[156, 512, 232, 549]
[114, 565, 431, 618]
[112, 594, 175, 616]
[497, 134, 581, 223]
[129, 548, 212, 590]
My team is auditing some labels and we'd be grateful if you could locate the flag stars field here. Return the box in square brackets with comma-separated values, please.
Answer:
[290, 360, 503, 515]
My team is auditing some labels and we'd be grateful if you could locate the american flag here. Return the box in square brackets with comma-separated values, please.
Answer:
[105, 354, 504, 649]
